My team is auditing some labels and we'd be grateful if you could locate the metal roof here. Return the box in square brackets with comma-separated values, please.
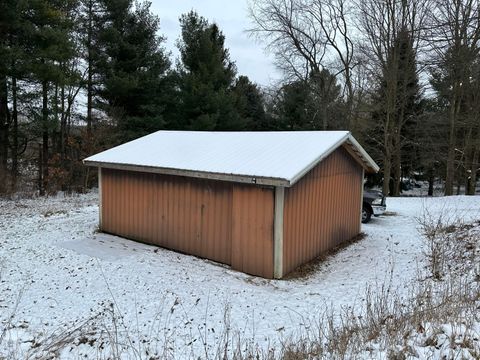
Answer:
[84, 130, 379, 187]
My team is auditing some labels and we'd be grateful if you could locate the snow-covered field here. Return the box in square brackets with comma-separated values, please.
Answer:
[0, 191, 479, 359]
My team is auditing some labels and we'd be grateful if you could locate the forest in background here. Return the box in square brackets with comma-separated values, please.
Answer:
[0, 0, 479, 197]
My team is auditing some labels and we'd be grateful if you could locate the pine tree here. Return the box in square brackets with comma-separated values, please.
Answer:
[366, 27, 420, 195]
[276, 80, 313, 130]
[21, 0, 77, 194]
[232, 76, 266, 130]
[79, 0, 105, 138]
[98, 0, 173, 142]
[272, 70, 341, 131]
[176, 11, 241, 131]
[0, 0, 17, 192]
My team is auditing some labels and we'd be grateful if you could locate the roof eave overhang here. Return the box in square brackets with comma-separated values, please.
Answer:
[84, 132, 379, 188]
[344, 135, 380, 173]
[288, 133, 379, 186]
[83, 160, 290, 187]
[290, 132, 380, 186]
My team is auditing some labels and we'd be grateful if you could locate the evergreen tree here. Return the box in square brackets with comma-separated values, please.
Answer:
[276, 80, 313, 130]
[0, 0, 17, 192]
[272, 70, 341, 131]
[78, 0, 105, 138]
[176, 11, 241, 130]
[98, 0, 173, 142]
[366, 27, 420, 195]
[232, 75, 266, 130]
[431, 45, 480, 195]
[308, 69, 342, 130]
[21, 0, 77, 194]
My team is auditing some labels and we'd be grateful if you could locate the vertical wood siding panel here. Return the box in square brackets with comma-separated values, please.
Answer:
[101, 169, 107, 231]
[125, 172, 130, 238]
[102, 169, 233, 265]
[136, 174, 141, 240]
[111, 170, 117, 234]
[137, 174, 142, 239]
[113, 170, 119, 234]
[166, 179, 172, 249]
[120, 172, 126, 236]
[283, 147, 363, 275]
[127, 172, 132, 238]
[300, 180, 306, 268]
[316, 165, 324, 254]
[312, 165, 319, 255]
[148, 174, 154, 241]
[231, 185, 274, 278]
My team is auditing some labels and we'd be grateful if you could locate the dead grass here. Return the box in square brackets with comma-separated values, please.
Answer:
[272, 213, 480, 360]
[284, 232, 367, 280]
[1, 211, 478, 359]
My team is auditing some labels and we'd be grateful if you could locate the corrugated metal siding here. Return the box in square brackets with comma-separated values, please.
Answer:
[283, 146, 363, 275]
[231, 185, 274, 278]
[101, 168, 233, 265]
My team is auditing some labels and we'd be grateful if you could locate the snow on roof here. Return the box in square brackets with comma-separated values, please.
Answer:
[84, 130, 378, 186]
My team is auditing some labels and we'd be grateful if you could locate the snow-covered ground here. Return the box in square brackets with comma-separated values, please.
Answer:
[0, 192, 479, 358]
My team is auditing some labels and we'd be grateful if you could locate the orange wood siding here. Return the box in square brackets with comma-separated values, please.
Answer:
[231, 185, 274, 278]
[101, 168, 233, 265]
[283, 146, 363, 275]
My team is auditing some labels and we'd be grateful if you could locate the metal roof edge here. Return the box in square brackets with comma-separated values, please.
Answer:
[288, 132, 351, 186]
[288, 132, 379, 186]
[83, 160, 290, 187]
[345, 134, 380, 173]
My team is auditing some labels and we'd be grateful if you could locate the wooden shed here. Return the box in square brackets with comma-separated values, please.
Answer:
[84, 131, 378, 278]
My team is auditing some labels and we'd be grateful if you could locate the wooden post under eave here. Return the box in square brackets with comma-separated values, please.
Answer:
[98, 167, 102, 229]
[273, 186, 285, 279]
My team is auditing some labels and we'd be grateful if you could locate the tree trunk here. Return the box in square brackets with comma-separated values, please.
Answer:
[321, 101, 328, 130]
[382, 151, 392, 196]
[445, 84, 459, 196]
[0, 75, 9, 194]
[345, 74, 355, 134]
[11, 75, 18, 191]
[467, 148, 479, 195]
[86, 0, 94, 139]
[428, 170, 434, 196]
[392, 129, 402, 196]
[41, 80, 49, 195]
[54, 83, 60, 153]
[87, 48, 93, 136]
[60, 84, 66, 160]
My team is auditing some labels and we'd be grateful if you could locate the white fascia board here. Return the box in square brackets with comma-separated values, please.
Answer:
[288, 132, 351, 186]
[346, 134, 380, 173]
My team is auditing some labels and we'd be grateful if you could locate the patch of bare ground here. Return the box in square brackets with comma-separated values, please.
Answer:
[284, 233, 367, 280]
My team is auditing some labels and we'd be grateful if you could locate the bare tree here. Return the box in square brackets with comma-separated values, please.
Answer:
[427, 0, 480, 195]
[248, 0, 358, 131]
[357, 0, 428, 195]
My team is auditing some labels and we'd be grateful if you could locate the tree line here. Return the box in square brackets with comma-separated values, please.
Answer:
[249, 0, 480, 196]
[0, 0, 479, 196]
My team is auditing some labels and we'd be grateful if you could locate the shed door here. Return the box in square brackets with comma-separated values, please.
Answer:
[231, 184, 274, 278]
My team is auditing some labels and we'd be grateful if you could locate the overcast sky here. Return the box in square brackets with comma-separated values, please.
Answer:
[149, 0, 282, 86]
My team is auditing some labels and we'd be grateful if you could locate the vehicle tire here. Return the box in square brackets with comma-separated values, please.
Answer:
[362, 204, 372, 224]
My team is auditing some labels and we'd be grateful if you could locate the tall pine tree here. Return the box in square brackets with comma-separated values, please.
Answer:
[98, 0, 173, 142]
[232, 75, 266, 130]
[21, 0, 77, 194]
[366, 27, 420, 195]
[176, 11, 242, 130]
